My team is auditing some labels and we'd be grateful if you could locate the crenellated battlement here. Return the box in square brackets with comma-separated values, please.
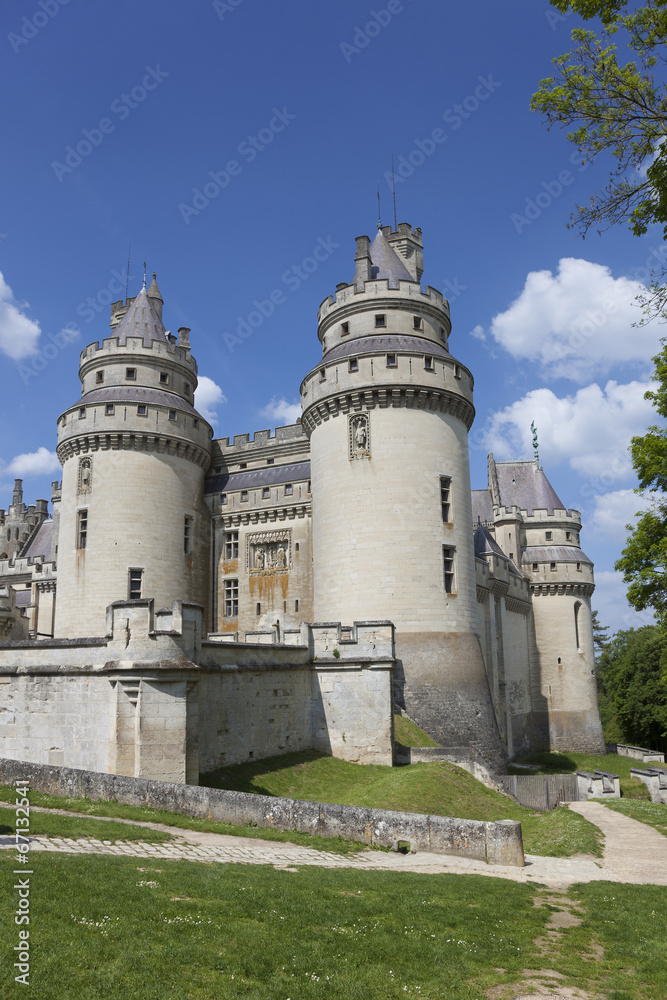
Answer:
[79, 336, 197, 374]
[318, 281, 449, 323]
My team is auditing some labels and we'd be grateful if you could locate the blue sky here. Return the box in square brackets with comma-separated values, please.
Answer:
[0, 0, 662, 632]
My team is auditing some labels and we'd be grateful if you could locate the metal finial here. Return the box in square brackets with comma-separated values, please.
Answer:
[531, 421, 539, 463]
[391, 151, 397, 231]
[377, 183, 382, 230]
[125, 238, 132, 299]
[142, 259, 147, 289]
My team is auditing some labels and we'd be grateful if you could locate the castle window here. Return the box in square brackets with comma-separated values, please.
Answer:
[168, 410, 176, 421]
[440, 326, 445, 339]
[443, 546, 455, 594]
[267, 458, 274, 465]
[440, 476, 452, 522]
[193, 418, 199, 428]
[239, 463, 247, 470]
[79, 407, 86, 419]
[295, 599, 299, 612]
[576, 562, 582, 571]
[76, 510, 88, 549]
[545, 531, 552, 541]
[454, 364, 461, 378]
[375, 314, 386, 328]
[256, 602, 261, 616]
[240, 491, 248, 502]
[220, 493, 227, 505]
[424, 356, 434, 371]
[224, 579, 238, 618]
[184, 516, 192, 554]
[295, 542, 300, 553]
[225, 531, 238, 560]
[386, 353, 397, 367]
[128, 569, 143, 599]
[126, 368, 136, 380]
[565, 531, 571, 540]
[509, 552, 514, 560]
[341, 322, 349, 335]
[96, 371, 104, 383]
[532, 562, 538, 571]
[413, 316, 422, 330]
[105, 404, 114, 415]
[307, 480, 311, 493]
[319, 368, 326, 381]
[348, 358, 358, 372]
[262, 487, 270, 499]
[574, 601, 581, 651]
[159, 372, 169, 385]
[550, 562, 556, 571]
[284, 484, 293, 496]
[137, 405, 147, 416]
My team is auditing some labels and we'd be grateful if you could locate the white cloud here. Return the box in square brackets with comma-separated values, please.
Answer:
[0, 273, 41, 361]
[260, 397, 301, 426]
[483, 380, 655, 480]
[194, 376, 226, 424]
[3, 447, 59, 478]
[590, 488, 656, 546]
[469, 323, 486, 341]
[592, 570, 655, 632]
[482, 258, 659, 381]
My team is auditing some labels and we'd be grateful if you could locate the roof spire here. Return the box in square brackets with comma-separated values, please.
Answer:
[147, 271, 164, 321]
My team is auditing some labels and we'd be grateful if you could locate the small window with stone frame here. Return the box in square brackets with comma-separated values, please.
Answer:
[413, 316, 422, 330]
[348, 358, 359, 372]
[76, 509, 88, 549]
[225, 531, 239, 559]
[440, 476, 452, 522]
[341, 321, 349, 335]
[550, 562, 557, 571]
[128, 568, 143, 599]
[137, 404, 147, 416]
[168, 410, 176, 421]
[284, 484, 293, 496]
[79, 407, 86, 419]
[221, 493, 227, 505]
[532, 562, 538, 571]
[240, 490, 248, 502]
[96, 371, 104, 384]
[424, 355, 434, 371]
[375, 314, 386, 328]
[224, 579, 238, 618]
[256, 602, 261, 616]
[386, 353, 397, 367]
[546, 531, 552, 541]
[159, 372, 169, 385]
[105, 404, 114, 415]
[443, 546, 455, 594]
[126, 368, 136, 380]
[184, 515, 192, 555]
[262, 487, 270, 499]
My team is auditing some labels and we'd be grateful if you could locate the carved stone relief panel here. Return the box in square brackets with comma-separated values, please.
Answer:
[348, 413, 370, 460]
[247, 529, 291, 573]
[77, 457, 93, 495]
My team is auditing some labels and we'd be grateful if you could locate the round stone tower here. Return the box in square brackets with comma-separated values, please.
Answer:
[53, 275, 213, 638]
[301, 224, 504, 764]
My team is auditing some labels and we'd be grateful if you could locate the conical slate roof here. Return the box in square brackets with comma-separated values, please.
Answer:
[369, 230, 414, 285]
[495, 461, 564, 516]
[114, 287, 169, 347]
[147, 272, 163, 303]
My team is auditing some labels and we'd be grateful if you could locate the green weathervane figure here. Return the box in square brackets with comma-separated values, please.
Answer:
[530, 421, 539, 464]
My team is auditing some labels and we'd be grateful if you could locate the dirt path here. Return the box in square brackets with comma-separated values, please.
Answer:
[567, 800, 667, 885]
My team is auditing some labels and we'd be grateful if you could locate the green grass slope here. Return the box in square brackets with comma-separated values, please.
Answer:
[393, 714, 440, 748]
[202, 750, 602, 857]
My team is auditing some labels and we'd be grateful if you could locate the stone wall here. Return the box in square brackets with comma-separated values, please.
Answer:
[0, 758, 524, 866]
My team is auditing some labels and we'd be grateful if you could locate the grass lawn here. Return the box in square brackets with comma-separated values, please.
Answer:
[201, 750, 603, 858]
[393, 714, 440, 748]
[601, 798, 667, 836]
[0, 804, 172, 843]
[509, 750, 667, 781]
[1, 851, 666, 1000]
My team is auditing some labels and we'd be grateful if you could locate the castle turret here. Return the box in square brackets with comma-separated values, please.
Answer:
[300, 224, 505, 766]
[53, 279, 213, 637]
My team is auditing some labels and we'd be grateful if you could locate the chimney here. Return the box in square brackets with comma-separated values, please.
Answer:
[354, 235, 372, 290]
[178, 327, 191, 351]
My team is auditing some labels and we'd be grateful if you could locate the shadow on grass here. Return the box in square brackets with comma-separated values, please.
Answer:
[201, 748, 330, 798]
[511, 751, 578, 774]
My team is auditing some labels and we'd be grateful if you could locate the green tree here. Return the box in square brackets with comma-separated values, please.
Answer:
[591, 609, 611, 651]
[532, 0, 667, 319]
[615, 340, 667, 622]
[596, 625, 667, 750]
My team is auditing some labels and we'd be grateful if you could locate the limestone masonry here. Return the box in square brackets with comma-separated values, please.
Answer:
[0, 222, 605, 782]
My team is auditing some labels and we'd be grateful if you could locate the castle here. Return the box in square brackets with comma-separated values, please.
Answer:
[0, 222, 605, 781]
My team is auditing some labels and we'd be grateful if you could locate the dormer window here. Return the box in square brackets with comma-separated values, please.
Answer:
[375, 314, 386, 328]
[126, 368, 136, 380]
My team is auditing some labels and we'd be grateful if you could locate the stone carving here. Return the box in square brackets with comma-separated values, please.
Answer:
[247, 530, 291, 573]
[349, 413, 370, 460]
[77, 457, 93, 495]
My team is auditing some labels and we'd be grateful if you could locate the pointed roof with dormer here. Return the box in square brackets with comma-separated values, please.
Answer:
[114, 286, 169, 347]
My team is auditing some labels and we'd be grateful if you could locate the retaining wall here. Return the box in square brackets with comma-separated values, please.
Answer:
[0, 758, 524, 866]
